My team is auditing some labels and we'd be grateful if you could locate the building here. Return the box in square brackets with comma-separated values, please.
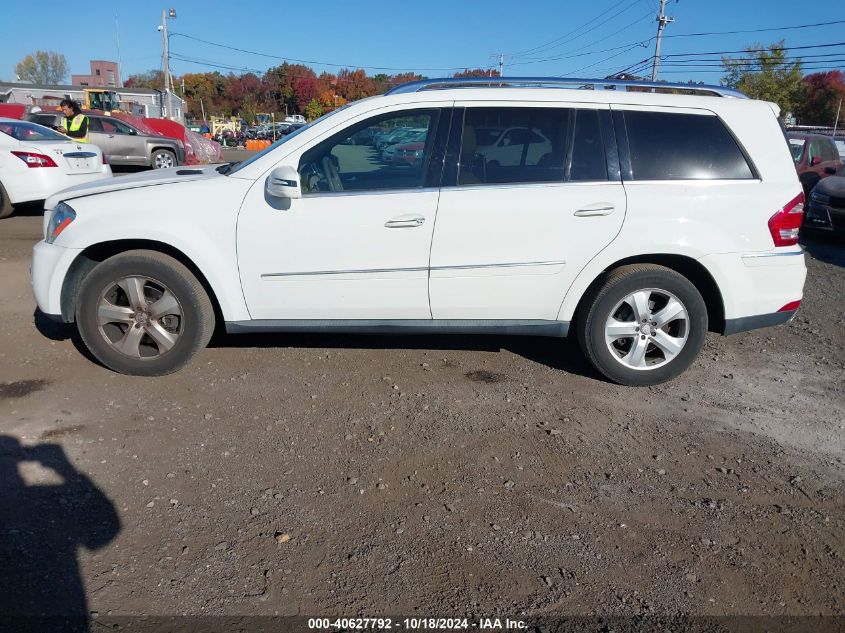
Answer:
[0, 82, 185, 122]
[72, 60, 120, 88]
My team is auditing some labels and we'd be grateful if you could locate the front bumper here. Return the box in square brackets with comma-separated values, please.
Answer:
[32, 241, 83, 321]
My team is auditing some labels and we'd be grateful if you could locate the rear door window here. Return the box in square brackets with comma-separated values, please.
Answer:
[624, 110, 755, 180]
[457, 106, 608, 185]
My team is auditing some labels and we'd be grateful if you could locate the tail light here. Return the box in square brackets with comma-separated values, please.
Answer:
[778, 300, 801, 312]
[768, 193, 804, 247]
[11, 151, 58, 168]
[102, 153, 109, 165]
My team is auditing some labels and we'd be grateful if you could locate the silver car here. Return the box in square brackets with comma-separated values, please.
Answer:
[26, 112, 184, 169]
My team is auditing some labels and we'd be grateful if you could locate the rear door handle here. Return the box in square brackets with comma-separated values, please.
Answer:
[574, 203, 615, 217]
[385, 215, 426, 228]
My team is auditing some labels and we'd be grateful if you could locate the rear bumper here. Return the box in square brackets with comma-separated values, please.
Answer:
[723, 309, 797, 335]
[698, 249, 806, 331]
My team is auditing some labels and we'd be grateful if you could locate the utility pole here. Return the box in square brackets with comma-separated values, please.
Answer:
[498, 53, 505, 77]
[160, 8, 176, 119]
[651, 0, 674, 81]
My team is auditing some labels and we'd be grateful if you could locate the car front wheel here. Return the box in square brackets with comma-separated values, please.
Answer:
[151, 149, 177, 169]
[577, 264, 707, 386]
[75, 250, 214, 376]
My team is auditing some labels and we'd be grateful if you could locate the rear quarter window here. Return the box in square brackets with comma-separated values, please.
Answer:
[624, 110, 755, 180]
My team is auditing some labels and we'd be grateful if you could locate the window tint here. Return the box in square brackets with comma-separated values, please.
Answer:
[30, 114, 57, 128]
[569, 109, 607, 181]
[299, 109, 438, 193]
[458, 107, 607, 185]
[625, 110, 754, 180]
[821, 138, 840, 162]
[87, 117, 104, 133]
[101, 119, 133, 135]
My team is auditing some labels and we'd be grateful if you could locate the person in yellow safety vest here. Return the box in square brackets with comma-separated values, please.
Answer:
[58, 99, 89, 143]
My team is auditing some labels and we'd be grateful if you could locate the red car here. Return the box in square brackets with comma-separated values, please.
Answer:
[788, 133, 842, 196]
[392, 141, 425, 167]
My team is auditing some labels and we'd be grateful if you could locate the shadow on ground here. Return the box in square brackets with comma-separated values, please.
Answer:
[801, 232, 845, 269]
[0, 436, 120, 633]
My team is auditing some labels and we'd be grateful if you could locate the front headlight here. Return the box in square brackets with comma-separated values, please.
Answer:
[46, 202, 76, 244]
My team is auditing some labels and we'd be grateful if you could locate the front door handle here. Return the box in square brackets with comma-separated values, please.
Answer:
[385, 215, 426, 228]
[574, 203, 615, 217]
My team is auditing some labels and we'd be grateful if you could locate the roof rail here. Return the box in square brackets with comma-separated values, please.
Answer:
[384, 77, 747, 99]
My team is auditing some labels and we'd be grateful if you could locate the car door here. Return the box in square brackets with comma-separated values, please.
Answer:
[236, 105, 450, 320]
[100, 119, 143, 162]
[85, 117, 118, 162]
[429, 103, 625, 320]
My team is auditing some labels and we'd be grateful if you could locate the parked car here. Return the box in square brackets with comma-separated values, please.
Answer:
[392, 140, 426, 167]
[806, 163, 845, 234]
[382, 130, 427, 162]
[31, 77, 806, 386]
[787, 133, 842, 196]
[27, 111, 185, 169]
[0, 118, 111, 219]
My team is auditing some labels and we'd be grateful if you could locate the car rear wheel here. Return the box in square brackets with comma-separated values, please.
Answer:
[151, 149, 177, 169]
[0, 181, 13, 219]
[76, 250, 214, 376]
[577, 264, 707, 386]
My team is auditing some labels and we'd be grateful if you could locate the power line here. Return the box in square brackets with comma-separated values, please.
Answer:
[662, 18, 845, 39]
[509, 18, 845, 69]
[169, 32, 481, 73]
[509, 0, 632, 58]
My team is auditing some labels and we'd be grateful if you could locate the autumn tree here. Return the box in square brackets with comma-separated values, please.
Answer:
[795, 70, 845, 126]
[124, 70, 165, 90]
[454, 68, 499, 78]
[15, 51, 68, 84]
[721, 41, 803, 115]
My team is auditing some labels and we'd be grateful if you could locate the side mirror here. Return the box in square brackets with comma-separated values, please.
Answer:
[266, 165, 301, 199]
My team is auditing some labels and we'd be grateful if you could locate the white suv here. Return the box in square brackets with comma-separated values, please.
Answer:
[31, 78, 807, 386]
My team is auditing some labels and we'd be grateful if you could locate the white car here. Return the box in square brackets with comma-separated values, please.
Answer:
[0, 118, 111, 219]
[31, 78, 806, 385]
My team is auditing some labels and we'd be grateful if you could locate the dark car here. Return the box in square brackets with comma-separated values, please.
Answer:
[806, 163, 845, 234]
[787, 133, 842, 196]
[26, 111, 185, 169]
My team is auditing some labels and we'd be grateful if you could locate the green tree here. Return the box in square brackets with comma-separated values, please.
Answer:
[304, 98, 323, 121]
[721, 41, 803, 115]
[15, 51, 68, 84]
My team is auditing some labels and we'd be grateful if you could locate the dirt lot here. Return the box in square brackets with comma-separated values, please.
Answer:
[1, 204, 843, 627]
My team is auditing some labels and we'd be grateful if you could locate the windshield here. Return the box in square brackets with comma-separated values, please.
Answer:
[228, 105, 351, 175]
[0, 120, 67, 142]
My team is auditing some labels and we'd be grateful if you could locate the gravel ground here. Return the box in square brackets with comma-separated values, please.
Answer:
[0, 207, 843, 626]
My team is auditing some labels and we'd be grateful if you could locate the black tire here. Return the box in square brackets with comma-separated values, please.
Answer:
[75, 250, 214, 376]
[0, 180, 13, 219]
[576, 264, 707, 387]
[151, 149, 177, 169]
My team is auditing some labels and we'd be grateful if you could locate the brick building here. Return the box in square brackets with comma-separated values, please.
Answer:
[72, 60, 120, 88]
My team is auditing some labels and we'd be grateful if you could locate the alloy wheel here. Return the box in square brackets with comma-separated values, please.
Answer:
[604, 288, 689, 371]
[96, 276, 183, 359]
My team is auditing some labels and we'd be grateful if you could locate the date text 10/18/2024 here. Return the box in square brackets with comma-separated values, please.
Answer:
[307, 618, 528, 630]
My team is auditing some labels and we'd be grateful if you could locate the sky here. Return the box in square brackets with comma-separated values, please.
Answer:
[2, 0, 844, 87]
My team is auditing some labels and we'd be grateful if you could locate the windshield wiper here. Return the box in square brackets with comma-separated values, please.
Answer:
[216, 163, 233, 175]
